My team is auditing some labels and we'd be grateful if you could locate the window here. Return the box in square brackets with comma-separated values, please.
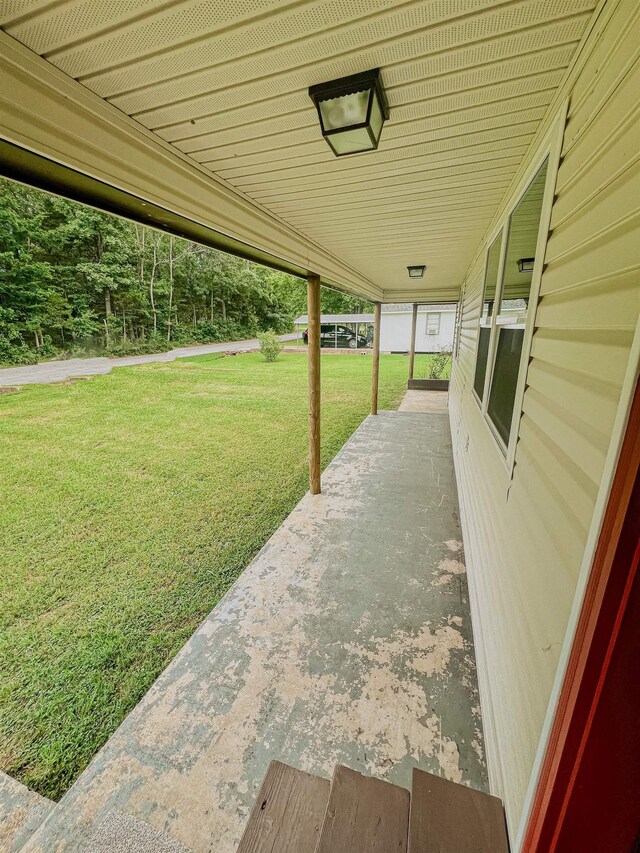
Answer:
[486, 159, 548, 446]
[426, 313, 440, 336]
[471, 157, 550, 453]
[473, 230, 503, 401]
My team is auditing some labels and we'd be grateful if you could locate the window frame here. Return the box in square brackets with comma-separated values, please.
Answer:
[453, 289, 465, 360]
[471, 225, 507, 408]
[471, 104, 567, 474]
[425, 312, 440, 336]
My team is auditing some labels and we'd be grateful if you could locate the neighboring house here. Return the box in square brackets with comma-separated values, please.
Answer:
[380, 303, 456, 353]
[294, 306, 456, 352]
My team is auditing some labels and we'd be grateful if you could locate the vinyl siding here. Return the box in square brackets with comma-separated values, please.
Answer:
[379, 309, 456, 352]
[449, 0, 640, 839]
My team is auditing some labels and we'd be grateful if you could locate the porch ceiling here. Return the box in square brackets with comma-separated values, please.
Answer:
[0, 0, 598, 301]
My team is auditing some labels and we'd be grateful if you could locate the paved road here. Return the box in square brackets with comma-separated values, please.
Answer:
[0, 334, 297, 386]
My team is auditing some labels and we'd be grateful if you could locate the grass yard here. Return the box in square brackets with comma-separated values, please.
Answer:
[0, 351, 411, 799]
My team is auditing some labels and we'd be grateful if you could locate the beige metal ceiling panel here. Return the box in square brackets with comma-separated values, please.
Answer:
[132, 41, 574, 129]
[219, 123, 540, 184]
[158, 67, 566, 143]
[0, 0, 53, 25]
[180, 90, 552, 160]
[80, 0, 407, 96]
[265, 168, 518, 213]
[15, 0, 293, 76]
[105, 8, 588, 117]
[316, 216, 507, 234]
[275, 194, 514, 223]
[279, 192, 513, 231]
[3, 1, 166, 54]
[258, 167, 516, 211]
[289, 195, 508, 229]
[267, 162, 517, 201]
[245, 148, 530, 203]
[47, 0, 535, 85]
[0, 0, 600, 299]
[198, 108, 546, 173]
[307, 208, 507, 236]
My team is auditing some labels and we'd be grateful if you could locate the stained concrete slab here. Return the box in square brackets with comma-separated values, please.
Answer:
[23, 412, 486, 853]
[398, 389, 449, 413]
[0, 771, 54, 853]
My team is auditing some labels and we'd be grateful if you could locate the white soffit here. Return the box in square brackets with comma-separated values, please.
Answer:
[0, 0, 598, 300]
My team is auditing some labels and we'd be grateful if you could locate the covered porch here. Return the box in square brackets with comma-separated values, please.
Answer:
[20, 401, 485, 852]
[1, 0, 638, 849]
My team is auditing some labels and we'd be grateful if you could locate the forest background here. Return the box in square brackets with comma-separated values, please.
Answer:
[0, 178, 370, 365]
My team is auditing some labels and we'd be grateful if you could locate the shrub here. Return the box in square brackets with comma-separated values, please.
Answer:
[106, 335, 173, 357]
[258, 330, 282, 362]
[0, 308, 38, 365]
[38, 336, 57, 358]
[427, 346, 452, 379]
[0, 339, 37, 366]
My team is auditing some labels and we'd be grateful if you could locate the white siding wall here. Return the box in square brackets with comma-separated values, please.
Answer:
[449, 0, 640, 840]
[380, 310, 455, 352]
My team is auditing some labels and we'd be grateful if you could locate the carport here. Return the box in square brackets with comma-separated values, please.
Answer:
[293, 313, 374, 348]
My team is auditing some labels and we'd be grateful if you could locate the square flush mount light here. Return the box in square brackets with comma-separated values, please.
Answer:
[517, 257, 535, 273]
[309, 69, 389, 157]
[407, 265, 426, 278]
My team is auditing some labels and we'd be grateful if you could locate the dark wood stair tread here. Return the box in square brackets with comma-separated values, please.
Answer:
[409, 769, 509, 852]
[236, 760, 330, 853]
[315, 765, 410, 853]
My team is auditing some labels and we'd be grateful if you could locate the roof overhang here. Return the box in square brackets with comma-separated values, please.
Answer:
[0, 3, 599, 304]
[0, 32, 382, 301]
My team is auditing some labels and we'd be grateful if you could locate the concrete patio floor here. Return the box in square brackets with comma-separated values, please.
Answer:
[399, 388, 449, 413]
[23, 408, 486, 853]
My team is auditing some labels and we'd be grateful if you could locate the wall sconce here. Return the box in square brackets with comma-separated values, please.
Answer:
[407, 265, 426, 278]
[309, 69, 389, 157]
[517, 257, 535, 273]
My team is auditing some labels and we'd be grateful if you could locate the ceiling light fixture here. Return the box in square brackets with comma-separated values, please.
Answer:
[309, 69, 389, 157]
[517, 257, 535, 273]
[407, 265, 426, 278]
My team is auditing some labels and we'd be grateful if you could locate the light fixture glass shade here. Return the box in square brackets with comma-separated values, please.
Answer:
[326, 124, 376, 156]
[309, 69, 389, 157]
[319, 89, 370, 130]
[407, 265, 426, 278]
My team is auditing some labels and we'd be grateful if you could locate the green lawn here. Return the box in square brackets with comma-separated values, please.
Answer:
[0, 351, 410, 799]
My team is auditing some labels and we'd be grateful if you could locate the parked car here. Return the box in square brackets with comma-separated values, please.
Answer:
[303, 324, 369, 348]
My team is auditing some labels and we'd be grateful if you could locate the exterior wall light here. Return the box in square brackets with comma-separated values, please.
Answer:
[517, 257, 535, 272]
[407, 265, 426, 278]
[309, 69, 389, 157]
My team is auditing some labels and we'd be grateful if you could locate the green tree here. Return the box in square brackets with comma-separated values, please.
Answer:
[0, 176, 366, 365]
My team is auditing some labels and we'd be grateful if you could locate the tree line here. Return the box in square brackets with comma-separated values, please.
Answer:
[0, 178, 370, 365]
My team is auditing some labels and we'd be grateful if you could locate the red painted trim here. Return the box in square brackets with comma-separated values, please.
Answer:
[522, 379, 640, 852]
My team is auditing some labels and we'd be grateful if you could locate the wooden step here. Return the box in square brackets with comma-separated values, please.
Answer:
[315, 765, 410, 853]
[409, 769, 509, 852]
[236, 761, 330, 853]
